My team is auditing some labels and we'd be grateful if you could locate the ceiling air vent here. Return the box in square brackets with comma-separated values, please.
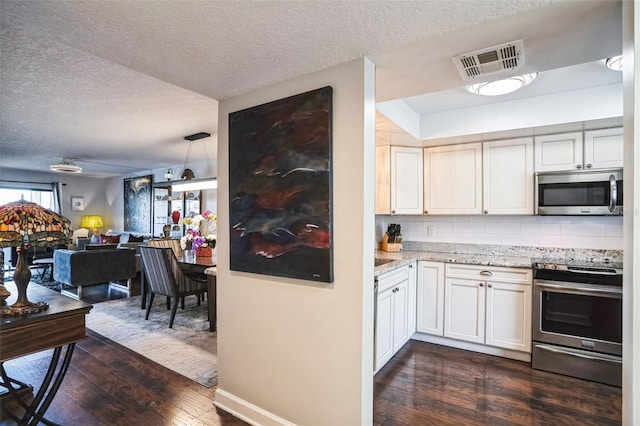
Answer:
[453, 40, 524, 81]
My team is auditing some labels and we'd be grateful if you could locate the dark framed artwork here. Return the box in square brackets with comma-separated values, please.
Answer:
[229, 86, 333, 283]
[124, 175, 152, 234]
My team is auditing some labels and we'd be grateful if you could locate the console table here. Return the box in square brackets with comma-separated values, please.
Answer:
[0, 281, 92, 425]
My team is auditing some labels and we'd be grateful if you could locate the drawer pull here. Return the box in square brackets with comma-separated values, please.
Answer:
[480, 271, 493, 277]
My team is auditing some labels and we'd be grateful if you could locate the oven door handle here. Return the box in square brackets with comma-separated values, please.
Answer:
[534, 281, 622, 297]
[609, 174, 618, 213]
[535, 344, 622, 365]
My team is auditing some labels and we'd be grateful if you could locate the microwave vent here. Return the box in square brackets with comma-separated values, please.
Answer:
[453, 40, 524, 80]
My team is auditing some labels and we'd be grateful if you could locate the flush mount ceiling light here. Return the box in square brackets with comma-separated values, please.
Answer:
[465, 72, 538, 96]
[50, 158, 83, 173]
[606, 55, 623, 71]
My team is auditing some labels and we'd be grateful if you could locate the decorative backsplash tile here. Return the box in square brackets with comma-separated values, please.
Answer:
[376, 214, 624, 251]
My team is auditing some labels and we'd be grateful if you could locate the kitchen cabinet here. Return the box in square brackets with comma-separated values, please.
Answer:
[482, 138, 534, 215]
[584, 127, 624, 170]
[423, 142, 482, 215]
[416, 261, 445, 336]
[535, 128, 623, 172]
[375, 146, 423, 215]
[375, 263, 414, 372]
[444, 264, 532, 352]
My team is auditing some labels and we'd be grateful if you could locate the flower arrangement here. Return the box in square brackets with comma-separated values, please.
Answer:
[180, 210, 217, 255]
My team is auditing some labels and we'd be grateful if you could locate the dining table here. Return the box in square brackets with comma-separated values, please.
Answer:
[140, 249, 217, 331]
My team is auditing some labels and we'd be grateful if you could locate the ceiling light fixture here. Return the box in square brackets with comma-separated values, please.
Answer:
[50, 158, 83, 173]
[157, 132, 217, 191]
[605, 55, 623, 71]
[465, 72, 538, 96]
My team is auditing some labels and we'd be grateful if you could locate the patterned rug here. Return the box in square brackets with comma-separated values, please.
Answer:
[85, 295, 217, 387]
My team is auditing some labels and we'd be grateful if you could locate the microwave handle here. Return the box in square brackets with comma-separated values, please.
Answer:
[609, 175, 618, 213]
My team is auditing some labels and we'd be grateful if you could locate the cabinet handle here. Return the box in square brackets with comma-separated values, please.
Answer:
[488, 284, 492, 288]
[576, 164, 583, 169]
[480, 271, 493, 277]
[391, 210, 396, 214]
[483, 210, 488, 214]
[408, 264, 413, 268]
[424, 210, 428, 214]
[586, 163, 593, 169]
[479, 283, 484, 287]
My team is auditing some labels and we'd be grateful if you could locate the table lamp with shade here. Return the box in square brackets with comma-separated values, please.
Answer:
[80, 215, 103, 237]
[0, 199, 72, 315]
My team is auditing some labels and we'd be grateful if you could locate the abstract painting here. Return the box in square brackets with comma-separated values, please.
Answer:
[124, 175, 152, 234]
[229, 86, 333, 283]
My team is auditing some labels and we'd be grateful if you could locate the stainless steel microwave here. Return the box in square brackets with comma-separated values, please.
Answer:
[535, 168, 623, 215]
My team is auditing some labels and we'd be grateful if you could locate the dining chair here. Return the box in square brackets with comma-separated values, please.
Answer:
[139, 246, 207, 328]
[146, 238, 182, 256]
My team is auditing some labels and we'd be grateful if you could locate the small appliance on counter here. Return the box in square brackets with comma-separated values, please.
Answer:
[381, 224, 402, 252]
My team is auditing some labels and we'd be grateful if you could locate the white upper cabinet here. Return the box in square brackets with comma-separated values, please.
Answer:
[483, 138, 534, 215]
[375, 146, 423, 215]
[584, 127, 624, 170]
[535, 128, 623, 172]
[424, 142, 482, 215]
[534, 132, 583, 172]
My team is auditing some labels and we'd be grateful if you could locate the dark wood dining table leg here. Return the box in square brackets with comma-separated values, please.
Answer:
[207, 275, 217, 332]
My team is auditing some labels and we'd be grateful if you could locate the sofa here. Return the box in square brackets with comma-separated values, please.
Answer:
[53, 247, 137, 299]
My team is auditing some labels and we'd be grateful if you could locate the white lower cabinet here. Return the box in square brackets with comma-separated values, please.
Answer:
[375, 263, 415, 372]
[416, 261, 445, 336]
[443, 264, 532, 353]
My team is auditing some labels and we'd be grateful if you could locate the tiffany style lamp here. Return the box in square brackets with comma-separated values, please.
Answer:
[0, 199, 72, 315]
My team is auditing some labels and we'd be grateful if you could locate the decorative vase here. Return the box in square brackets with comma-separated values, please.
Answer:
[162, 224, 171, 239]
[194, 246, 213, 257]
[171, 210, 181, 224]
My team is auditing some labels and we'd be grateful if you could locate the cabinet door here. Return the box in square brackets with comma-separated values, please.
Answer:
[584, 128, 623, 170]
[424, 143, 482, 214]
[416, 261, 445, 336]
[444, 278, 485, 344]
[483, 138, 534, 215]
[534, 132, 583, 172]
[485, 281, 532, 352]
[390, 147, 424, 215]
[392, 279, 409, 353]
[375, 285, 395, 371]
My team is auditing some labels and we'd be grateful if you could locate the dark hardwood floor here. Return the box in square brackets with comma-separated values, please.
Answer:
[374, 340, 622, 425]
[1, 278, 622, 425]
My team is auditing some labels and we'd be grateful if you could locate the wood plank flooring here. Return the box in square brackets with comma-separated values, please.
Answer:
[1, 293, 622, 425]
[374, 340, 622, 425]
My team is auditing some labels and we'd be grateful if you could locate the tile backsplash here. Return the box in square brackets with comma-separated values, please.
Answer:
[376, 215, 623, 250]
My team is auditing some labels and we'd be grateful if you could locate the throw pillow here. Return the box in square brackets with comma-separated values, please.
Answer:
[128, 234, 144, 242]
[99, 234, 121, 244]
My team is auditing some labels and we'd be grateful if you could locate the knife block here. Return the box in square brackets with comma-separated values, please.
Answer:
[380, 233, 402, 252]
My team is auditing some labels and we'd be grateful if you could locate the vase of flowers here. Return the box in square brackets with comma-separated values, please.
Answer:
[192, 233, 216, 257]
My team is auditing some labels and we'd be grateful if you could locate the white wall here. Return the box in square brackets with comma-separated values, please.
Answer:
[376, 214, 623, 250]
[215, 58, 376, 425]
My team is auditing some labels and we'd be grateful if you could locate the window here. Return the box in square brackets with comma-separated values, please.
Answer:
[0, 188, 55, 210]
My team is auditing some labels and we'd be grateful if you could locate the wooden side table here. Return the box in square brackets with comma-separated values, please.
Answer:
[0, 281, 92, 424]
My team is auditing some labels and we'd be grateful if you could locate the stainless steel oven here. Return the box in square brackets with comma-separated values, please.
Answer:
[535, 168, 623, 215]
[532, 261, 622, 387]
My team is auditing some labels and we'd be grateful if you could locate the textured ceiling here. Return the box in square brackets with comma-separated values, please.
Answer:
[0, 0, 619, 177]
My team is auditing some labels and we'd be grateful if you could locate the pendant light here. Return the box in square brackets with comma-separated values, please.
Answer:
[159, 132, 217, 191]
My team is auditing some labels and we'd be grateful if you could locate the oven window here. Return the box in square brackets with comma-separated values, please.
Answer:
[541, 291, 622, 344]
[538, 182, 610, 207]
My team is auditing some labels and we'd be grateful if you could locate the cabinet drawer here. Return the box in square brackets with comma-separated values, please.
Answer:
[445, 264, 532, 285]
[377, 265, 410, 293]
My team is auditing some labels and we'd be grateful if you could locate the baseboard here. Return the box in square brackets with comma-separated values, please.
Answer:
[411, 333, 531, 363]
[214, 388, 296, 426]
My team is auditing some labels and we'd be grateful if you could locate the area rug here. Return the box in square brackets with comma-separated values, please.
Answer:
[85, 295, 218, 387]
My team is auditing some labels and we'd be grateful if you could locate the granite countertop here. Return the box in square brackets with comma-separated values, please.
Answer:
[374, 251, 532, 276]
[373, 242, 623, 276]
